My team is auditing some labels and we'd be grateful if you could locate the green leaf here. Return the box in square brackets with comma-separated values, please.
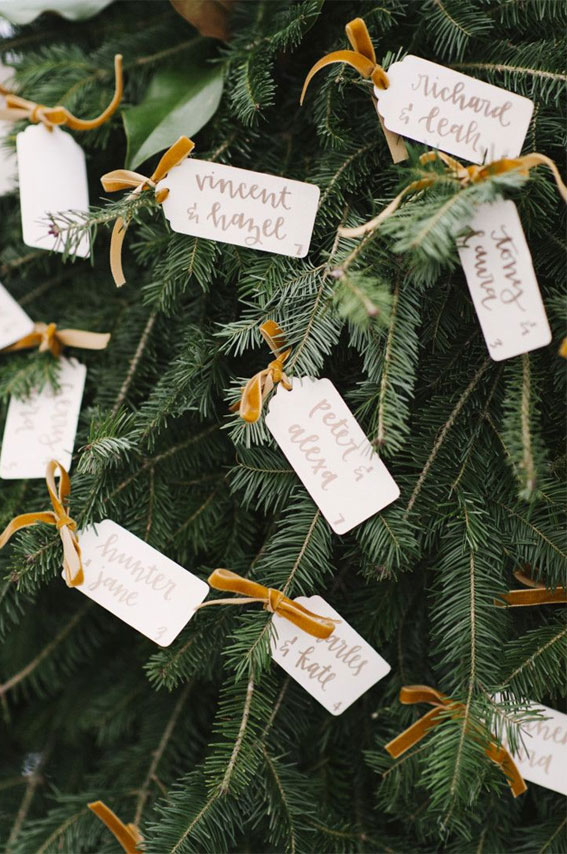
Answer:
[123, 54, 224, 170]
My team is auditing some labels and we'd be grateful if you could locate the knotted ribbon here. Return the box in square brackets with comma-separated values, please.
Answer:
[385, 685, 527, 797]
[1, 322, 110, 358]
[88, 801, 143, 854]
[300, 17, 389, 104]
[231, 320, 292, 423]
[0, 460, 83, 587]
[339, 150, 567, 238]
[100, 135, 195, 286]
[495, 568, 567, 608]
[0, 55, 123, 130]
[300, 18, 406, 161]
[197, 569, 338, 639]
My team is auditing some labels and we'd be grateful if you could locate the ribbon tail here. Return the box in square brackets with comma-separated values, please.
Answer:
[88, 802, 142, 854]
[277, 600, 337, 639]
[56, 330, 111, 350]
[59, 525, 83, 587]
[300, 50, 376, 104]
[0, 512, 57, 549]
[486, 743, 527, 797]
[385, 706, 444, 758]
[110, 216, 128, 287]
[63, 55, 123, 131]
[239, 371, 268, 423]
[495, 587, 567, 607]
[338, 179, 430, 239]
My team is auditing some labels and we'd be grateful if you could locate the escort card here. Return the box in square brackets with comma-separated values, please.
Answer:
[508, 703, 567, 796]
[271, 596, 390, 714]
[374, 56, 533, 164]
[0, 282, 34, 349]
[157, 159, 320, 258]
[74, 520, 209, 646]
[456, 200, 551, 360]
[16, 125, 90, 257]
[265, 377, 399, 534]
[0, 357, 86, 479]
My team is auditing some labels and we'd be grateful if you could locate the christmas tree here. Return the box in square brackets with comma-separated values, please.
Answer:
[0, 1, 565, 852]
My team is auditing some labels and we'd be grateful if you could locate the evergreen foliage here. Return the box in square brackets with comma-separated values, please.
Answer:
[0, 1, 565, 852]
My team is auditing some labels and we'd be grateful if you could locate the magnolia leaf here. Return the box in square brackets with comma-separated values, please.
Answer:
[170, 0, 234, 41]
[0, 0, 112, 24]
[123, 58, 223, 170]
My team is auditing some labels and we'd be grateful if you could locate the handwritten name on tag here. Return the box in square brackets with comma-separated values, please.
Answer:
[456, 200, 551, 360]
[508, 703, 567, 796]
[74, 520, 209, 646]
[16, 125, 90, 257]
[157, 159, 320, 258]
[0, 357, 86, 479]
[272, 596, 390, 714]
[375, 56, 533, 164]
[265, 377, 399, 534]
[0, 282, 34, 349]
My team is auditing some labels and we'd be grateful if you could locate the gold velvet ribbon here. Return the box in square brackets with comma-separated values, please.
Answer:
[559, 338, 567, 358]
[198, 568, 337, 639]
[339, 150, 567, 238]
[300, 17, 389, 105]
[385, 685, 527, 797]
[100, 135, 195, 287]
[0, 55, 123, 130]
[88, 801, 143, 854]
[230, 319, 292, 423]
[0, 460, 83, 587]
[1, 322, 110, 357]
[495, 568, 567, 608]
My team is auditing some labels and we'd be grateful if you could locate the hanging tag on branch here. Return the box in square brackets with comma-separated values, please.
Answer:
[271, 595, 391, 715]
[456, 200, 551, 360]
[0, 357, 86, 479]
[0, 282, 34, 349]
[74, 520, 209, 646]
[374, 55, 533, 164]
[233, 321, 399, 534]
[157, 159, 320, 259]
[501, 702, 567, 796]
[0, 54, 123, 256]
[302, 18, 533, 165]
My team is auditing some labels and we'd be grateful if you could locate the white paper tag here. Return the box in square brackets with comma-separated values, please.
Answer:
[506, 702, 567, 796]
[271, 595, 390, 714]
[16, 125, 90, 257]
[375, 56, 533, 164]
[0, 357, 86, 479]
[0, 282, 34, 349]
[74, 520, 209, 646]
[265, 377, 399, 534]
[456, 200, 550, 360]
[157, 159, 320, 258]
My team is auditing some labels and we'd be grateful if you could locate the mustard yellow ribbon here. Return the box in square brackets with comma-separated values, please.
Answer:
[495, 568, 567, 608]
[231, 320, 292, 423]
[1, 322, 110, 358]
[339, 150, 567, 238]
[197, 569, 338, 639]
[88, 801, 143, 854]
[559, 338, 567, 358]
[100, 135, 195, 287]
[300, 17, 389, 105]
[385, 685, 527, 797]
[0, 55, 123, 130]
[0, 460, 83, 587]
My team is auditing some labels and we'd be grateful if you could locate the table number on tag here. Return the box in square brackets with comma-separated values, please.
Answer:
[272, 596, 390, 714]
[0, 282, 34, 349]
[456, 200, 551, 360]
[74, 520, 209, 646]
[0, 357, 86, 479]
[16, 125, 90, 257]
[265, 377, 399, 534]
[374, 56, 533, 164]
[157, 159, 320, 258]
[505, 703, 567, 796]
